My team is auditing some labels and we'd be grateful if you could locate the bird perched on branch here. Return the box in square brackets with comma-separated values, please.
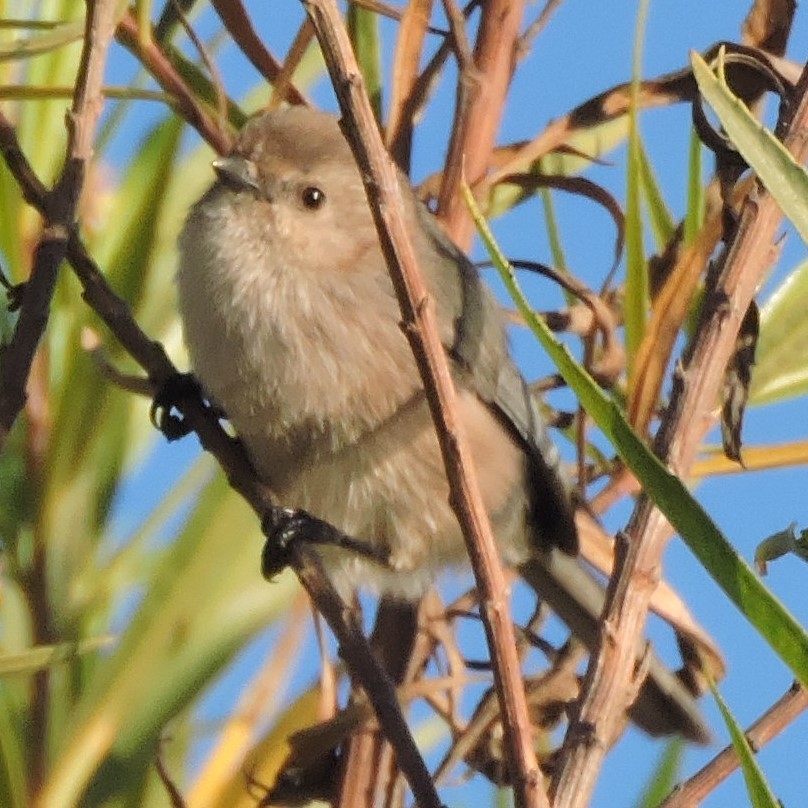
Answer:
[177, 105, 708, 743]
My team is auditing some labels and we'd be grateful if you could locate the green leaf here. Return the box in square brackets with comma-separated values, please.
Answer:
[348, 3, 382, 121]
[0, 20, 83, 61]
[42, 475, 298, 808]
[624, 0, 651, 373]
[0, 680, 28, 808]
[464, 182, 808, 694]
[0, 637, 115, 676]
[539, 181, 568, 273]
[691, 48, 808, 246]
[750, 257, 808, 405]
[488, 116, 631, 219]
[632, 740, 683, 808]
[540, 116, 631, 178]
[684, 128, 705, 245]
[711, 683, 781, 808]
[638, 142, 676, 249]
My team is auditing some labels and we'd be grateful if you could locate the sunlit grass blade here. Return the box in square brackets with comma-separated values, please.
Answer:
[540, 183, 568, 273]
[751, 257, 808, 404]
[0, 681, 27, 808]
[348, 2, 382, 121]
[41, 476, 298, 808]
[638, 141, 675, 248]
[0, 20, 84, 61]
[0, 638, 115, 676]
[684, 128, 705, 245]
[207, 685, 323, 808]
[624, 0, 650, 377]
[711, 683, 780, 808]
[632, 739, 683, 808]
[187, 600, 310, 807]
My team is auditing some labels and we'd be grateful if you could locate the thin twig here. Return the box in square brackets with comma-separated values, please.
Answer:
[154, 755, 187, 808]
[385, 0, 433, 169]
[437, 0, 527, 250]
[336, 600, 419, 808]
[387, 0, 479, 170]
[115, 11, 233, 154]
[518, 0, 566, 57]
[301, 2, 546, 806]
[171, 0, 229, 129]
[210, 0, 307, 106]
[0, 0, 118, 447]
[552, 57, 808, 808]
[661, 682, 808, 807]
[269, 16, 315, 109]
[291, 544, 443, 808]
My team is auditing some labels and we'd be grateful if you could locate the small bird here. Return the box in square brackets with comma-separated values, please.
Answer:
[177, 105, 708, 742]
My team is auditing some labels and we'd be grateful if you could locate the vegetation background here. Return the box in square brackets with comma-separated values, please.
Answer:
[1, 1, 807, 806]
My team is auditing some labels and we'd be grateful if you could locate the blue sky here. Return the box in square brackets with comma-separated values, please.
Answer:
[110, 2, 808, 805]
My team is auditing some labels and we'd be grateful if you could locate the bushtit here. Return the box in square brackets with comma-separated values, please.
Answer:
[177, 106, 708, 742]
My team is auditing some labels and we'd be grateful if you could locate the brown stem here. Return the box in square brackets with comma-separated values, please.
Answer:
[336, 600, 419, 808]
[211, 0, 307, 106]
[115, 12, 233, 154]
[437, 0, 527, 250]
[291, 544, 442, 808]
[301, 1, 546, 805]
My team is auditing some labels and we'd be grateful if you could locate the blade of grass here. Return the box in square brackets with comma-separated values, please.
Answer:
[539, 183, 568, 273]
[624, 0, 650, 377]
[750, 257, 808, 404]
[0, 638, 115, 677]
[40, 476, 297, 808]
[0, 682, 28, 808]
[711, 683, 780, 808]
[638, 141, 676, 248]
[683, 127, 704, 245]
[632, 739, 683, 808]
[347, 3, 382, 121]
[0, 20, 84, 61]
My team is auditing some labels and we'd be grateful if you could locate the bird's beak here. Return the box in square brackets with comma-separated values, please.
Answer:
[212, 155, 261, 193]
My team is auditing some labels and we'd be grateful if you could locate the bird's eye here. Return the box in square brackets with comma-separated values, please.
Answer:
[301, 186, 326, 210]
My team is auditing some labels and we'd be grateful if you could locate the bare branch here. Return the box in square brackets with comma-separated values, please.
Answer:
[0, 0, 119, 448]
[301, 1, 546, 805]
[115, 11, 233, 154]
[437, 0, 527, 250]
[661, 682, 808, 807]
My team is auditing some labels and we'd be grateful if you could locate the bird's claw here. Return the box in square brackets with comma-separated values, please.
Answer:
[150, 372, 202, 441]
[260, 507, 391, 579]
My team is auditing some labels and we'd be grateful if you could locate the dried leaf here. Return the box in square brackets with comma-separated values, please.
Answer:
[488, 42, 799, 189]
[627, 205, 724, 433]
[754, 522, 808, 574]
[499, 172, 625, 270]
[721, 300, 759, 464]
[742, 0, 796, 54]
